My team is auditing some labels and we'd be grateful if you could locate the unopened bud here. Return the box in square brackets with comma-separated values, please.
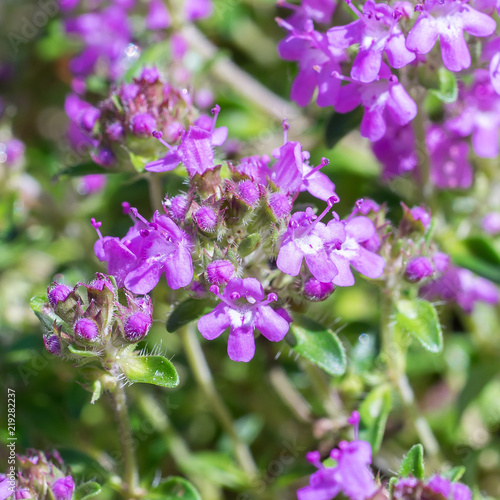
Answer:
[43, 335, 61, 356]
[237, 180, 260, 206]
[48, 284, 72, 308]
[194, 206, 217, 232]
[268, 192, 291, 219]
[206, 260, 235, 285]
[304, 278, 335, 301]
[74, 318, 100, 343]
[123, 312, 152, 342]
[405, 256, 434, 282]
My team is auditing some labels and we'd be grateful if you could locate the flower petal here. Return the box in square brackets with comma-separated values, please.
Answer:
[198, 303, 230, 340]
[227, 325, 256, 362]
[254, 305, 290, 341]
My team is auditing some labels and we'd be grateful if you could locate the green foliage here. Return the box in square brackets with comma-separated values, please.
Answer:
[166, 299, 214, 333]
[398, 444, 425, 480]
[359, 385, 392, 453]
[119, 355, 180, 388]
[74, 482, 102, 500]
[290, 315, 346, 376]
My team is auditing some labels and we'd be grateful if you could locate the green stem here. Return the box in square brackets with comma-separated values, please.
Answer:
[109, 378, 141, 498]
[147, 173, 164, 213]
[380, 289, 440, 459]
[181, 325, 258, 478]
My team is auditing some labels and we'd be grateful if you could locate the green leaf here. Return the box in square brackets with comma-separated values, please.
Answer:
[430, 68, 458, 104]
[325, 107, 364, 148]
[395, 299, 443, 353]
[290, 315, 346, 376]
[151, 477, 202, 500]
[464, 236, 500, 266]
[359, 384, 392, 453]
[129, 151, 150, 172]
[453, 254, 500, 284]
[119, 355, 179, 388]
[74, 481, 102, 500]
[167, 299, 214, 333]
[238, 233, 261, 257]
[68, 345, 99, 358]
[441, 466, 466, 481]
[398, 444, 425, 480]
[30, 295, 55, 331]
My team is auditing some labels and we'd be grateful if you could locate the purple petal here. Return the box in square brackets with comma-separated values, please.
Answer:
[184, 0, 212, 20]
[385, 30, 416, 68]
[490, 52, 500, 94]
[351, 49, 382, 83]
[406, 16, 438, 54]
[198, 303, 230, 340]
[227, 325, 256, 362]
[177, 126, 214, 177]
[145, 152, 181, 172]
[254, 305, 290, 341]
[360, 108, 386, 142]
[351, 246, 385, 279]
[345, 216, 375, 242]
[146, 0, 171, 30]
[440, 27, 471, 72]
[472, 124, 499, 158]
[102, 238, 137, 286]
[331, 255, 355, 286]
[291, 66, 318, 107]
[305, 250, 338, 283]
[211, 126, 228, 146]
[302, 170, 338, 201]
[317, 63, 341, 107]
[327, 20, 363, 49]
[124, 258, 163, 294]
[462, 7, 496, 36]
[164, 245, 194, 289]
[335, 84, 362, 113]
[387, 84, 417, 126]
[277, 240, 304, 276]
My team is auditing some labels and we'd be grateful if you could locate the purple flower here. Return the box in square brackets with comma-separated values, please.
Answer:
[44, 335, 62, 356]
[52, 476, 75, 500]
[426, 125, 473, 189]
[206, 260, 235, 285]
[446, 71, 500, 158]
[146, 0, 171, 30]
[278, 18, 345, 107]
[131, 113, 157, 136]
[145, 105, 227, 176]
[482, 212, 500, 235]
[278, 0, 336, 27]
[328, 216, 385, 286]
[394, 475, 471, 500]
[269, 136, 338, 201]
[4, 138, 25, 167]
[74, 317, 100, 342]
[334, 64, 417, 142]
[421, 265, 499, 313]
[406, 0, 496, 72]
[298, 412, 378, 500]
[277, 200, 345, 283]
[304, 278, 335, 301]
[405, 256, 434, 282]
[92, 207, 193, 294]
[193, 206, 218, 232]
[372, 121, 418, 179]
[327, 0, 415, 83]
[197, 278, 289, 362]
[184, 0, 213, 20]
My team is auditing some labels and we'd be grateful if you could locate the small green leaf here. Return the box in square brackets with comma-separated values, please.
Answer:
[30, 295, 55, 331]
[359, 384, 392, 453]
[441, 466, 466, 481]
[119, 355, 179, 388]
[464, 236, 500, 266]
[151, 477, 202, 500]
[398, 444, 425, 479]
[395, 299, 443, 353]
[430, 67, 458, 104]
[90, 379, 102, 404]
[325, 107, 364, 148]
[74, 481, 102, 500]
[129, 151, 150, 172]
[167, 299, 214, 333]
[290, 315, 346, 376]
[68, 345, 99, 358]
[238, 233, 261, 257]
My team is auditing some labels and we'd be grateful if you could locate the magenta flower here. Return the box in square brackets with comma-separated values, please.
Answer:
[197, 278, 289, 362]
[426, 125, 473, 189]
[406, 0, 496, 72]
[328, 216, 385, 286]
[277, 200, 345, 283]
[145, 105, 227, 176]
[394, 475, 471, 500]
[421, 265, 499, 313]
[334, 64, 417, 142]
[446, 71, 500, 158]
[327, 0, 415, 83]
[278, 0, 336, 27]
[298, 412, 378, 500]
[482, 212, 500, 235]
[146, 0, 171, 30]
[92, 206, 193, 294]
[277, 18, 345, 107]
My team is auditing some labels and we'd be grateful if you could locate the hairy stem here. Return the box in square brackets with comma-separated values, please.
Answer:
[380, 289, 440, 459]
[109, 377, 141, 498]
[181, 325, 258, 478]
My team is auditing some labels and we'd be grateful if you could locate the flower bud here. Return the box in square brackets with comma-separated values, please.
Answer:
[74, 318, 100, 343]
[169, 195, 188, 220]
[304, 278, 335, 301]
[405, 256, 434, 282]
[410, 206, 431, 230]
[123, 312, 152, 342]
[51, 476, 75, 500]
[194, 206, 217, 232]
[206, 260, 235, 285]
[43, 335, 62, 356]
[139, 67, 160, 84]
[433, 252, 450, 274]
[237, 180, 260, 206]
[106, 122, 124, 142]
[48, 284, 72, 308]
[131, 113, 157, 136]
[79, 107, 100, 133]
[268, 192, 291, 219]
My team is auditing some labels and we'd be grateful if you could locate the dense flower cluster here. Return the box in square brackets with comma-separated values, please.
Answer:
[0, 450, 75, 500]
[277, 0, 500, 189]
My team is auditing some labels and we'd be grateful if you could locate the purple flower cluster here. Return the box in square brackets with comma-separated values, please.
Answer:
[0, 450, 75, 500]
[393, 475, 471, 500]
